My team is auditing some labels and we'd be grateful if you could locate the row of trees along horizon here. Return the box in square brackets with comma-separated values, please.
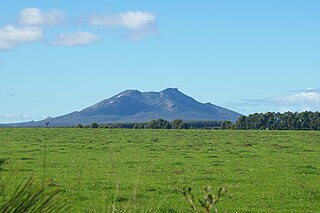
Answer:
[225, 111, 320, 130]
[79, 119, 222, 129]
[75, 111, 320, 130]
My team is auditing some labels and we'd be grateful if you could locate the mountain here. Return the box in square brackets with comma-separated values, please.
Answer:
[3, 88, 241, 127]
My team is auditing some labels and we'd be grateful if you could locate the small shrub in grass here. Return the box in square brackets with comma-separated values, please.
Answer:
[182, 186, 225, 213]
[0, 176, 68, 213]
[0, 159, 6, 170]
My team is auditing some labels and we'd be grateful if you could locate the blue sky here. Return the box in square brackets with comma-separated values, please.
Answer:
[1, 0, 320, 123]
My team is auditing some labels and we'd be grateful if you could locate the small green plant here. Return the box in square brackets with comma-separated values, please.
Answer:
[0, 176, 68, 213]
[182, 186, 225, 213]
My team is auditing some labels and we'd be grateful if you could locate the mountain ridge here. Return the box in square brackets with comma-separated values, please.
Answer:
[2, 88, 242, 126]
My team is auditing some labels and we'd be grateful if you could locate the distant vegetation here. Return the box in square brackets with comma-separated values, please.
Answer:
[74, 111, 320, 131]
[228, 111, 320, 130]
[78, 119, 223, 129]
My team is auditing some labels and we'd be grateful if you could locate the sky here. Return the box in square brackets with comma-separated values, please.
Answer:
[0, 0, 320, 123]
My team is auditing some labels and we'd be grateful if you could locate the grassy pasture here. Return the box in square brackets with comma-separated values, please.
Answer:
[0, 128, 319, 212]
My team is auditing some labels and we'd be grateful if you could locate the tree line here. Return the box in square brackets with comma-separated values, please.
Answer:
[76, 111, 320, 130]
[222, 111, 320, 130]
[78, 119, 222, 129]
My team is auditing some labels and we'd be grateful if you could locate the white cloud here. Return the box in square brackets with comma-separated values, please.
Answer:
[306, 88, 320, 93]
[0, 114, 33, 120]
[51, 31, 100, 46]
[0, 25, 43, 50]
[0, 114, 45, 123]
[0, 8, 156, 51]
[19, 7, 65, 26]
[271, 91, 320, 105]
[91, 11, 155, 30]
[90, 11, 158, 40]
[223, 88, 320, 115]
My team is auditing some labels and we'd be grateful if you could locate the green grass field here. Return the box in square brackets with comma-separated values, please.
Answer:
[0, 129, 319, 212]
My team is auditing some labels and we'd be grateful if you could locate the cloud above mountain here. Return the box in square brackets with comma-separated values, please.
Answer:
[19, 7, 66, 26]
[0, 25, 43, 50]
[0, 7, 158, 51]
[90, 11, 158, 40]
[91, 11, 156, 30]
[52, 31, 100, 46]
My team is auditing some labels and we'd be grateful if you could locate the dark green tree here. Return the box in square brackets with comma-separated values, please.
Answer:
[221, 120, 234, 129]
[91, 123, 99, 128]
[145, 119, 171, 129]
[235, 115, 247, 129]
[172, 119, 186, 129]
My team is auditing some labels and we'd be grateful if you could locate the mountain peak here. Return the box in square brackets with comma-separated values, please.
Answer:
[162, 88, 179, 92]
[12, 88, 242, 126]
[119, 89, 141, 96]
[160, 88, 184, 97]
[83, 88, 241, 122]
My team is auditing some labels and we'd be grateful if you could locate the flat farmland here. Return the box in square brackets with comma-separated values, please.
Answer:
[0, 129, 319, 212]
